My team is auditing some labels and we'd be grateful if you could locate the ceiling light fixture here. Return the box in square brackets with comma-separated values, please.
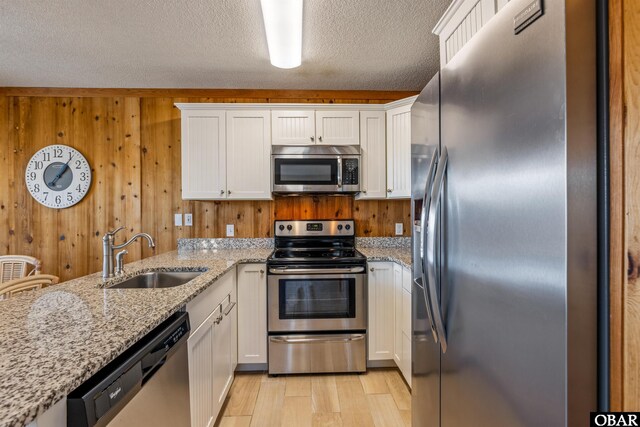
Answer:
[260, 0, 303, 69]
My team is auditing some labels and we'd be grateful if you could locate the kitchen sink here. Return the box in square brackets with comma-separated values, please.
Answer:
[108, 269, 206, 289]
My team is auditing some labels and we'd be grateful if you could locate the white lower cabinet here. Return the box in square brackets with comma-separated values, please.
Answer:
[237, 263, 268, 364]
[368, 262, 395, 360]
[368, 261, 412, 386]
[188, 307, 217, 427]
[186, 269, 237, 427]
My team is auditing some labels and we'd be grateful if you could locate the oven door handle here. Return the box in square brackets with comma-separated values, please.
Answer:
[270, 335, 366, 343]
[268, 267, 365, 274]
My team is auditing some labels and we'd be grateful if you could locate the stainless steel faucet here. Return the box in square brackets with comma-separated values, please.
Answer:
[102, 226, 156, 278]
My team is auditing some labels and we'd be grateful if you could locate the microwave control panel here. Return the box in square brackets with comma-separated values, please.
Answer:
[342, 159, 359, 185]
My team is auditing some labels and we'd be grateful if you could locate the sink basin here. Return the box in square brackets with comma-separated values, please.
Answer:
[109, 270, 206, 289]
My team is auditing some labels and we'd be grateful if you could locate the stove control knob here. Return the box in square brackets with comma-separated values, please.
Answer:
[337, 224, 343, 231]
[345, 224, 351, 231]
[278, 225, 285, 231]
[287, 225, 293, 231]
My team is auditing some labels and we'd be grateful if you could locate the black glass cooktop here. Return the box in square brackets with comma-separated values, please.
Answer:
[271, 248, 364, 260]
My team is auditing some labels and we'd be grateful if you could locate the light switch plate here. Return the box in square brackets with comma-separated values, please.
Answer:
[226, 224, 235, 237]
[174, 213, 183, 227]
[395, 223, 403, 235]
[184, 213, 193, 227]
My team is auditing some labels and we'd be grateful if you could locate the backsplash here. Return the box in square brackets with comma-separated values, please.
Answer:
[178, 238, 274, 251]
[356, 237, 411, 248]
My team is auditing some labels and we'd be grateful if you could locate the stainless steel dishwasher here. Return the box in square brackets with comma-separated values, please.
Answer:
[67, 311, 191, 427]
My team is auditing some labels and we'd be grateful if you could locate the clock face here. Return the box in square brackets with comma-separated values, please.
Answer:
[25, 145, 92, 209]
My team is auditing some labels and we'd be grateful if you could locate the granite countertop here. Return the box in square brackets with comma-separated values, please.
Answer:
[0, 243, 412, 427]
[359, 247, 412, 269]
[0, 248, 271, 427]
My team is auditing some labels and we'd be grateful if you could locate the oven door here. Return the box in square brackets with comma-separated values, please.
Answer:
[272, 155, 341, 193]
[267, 268, 366, 332]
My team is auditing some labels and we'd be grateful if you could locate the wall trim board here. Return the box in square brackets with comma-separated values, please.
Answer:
[0, 87, 419, 100]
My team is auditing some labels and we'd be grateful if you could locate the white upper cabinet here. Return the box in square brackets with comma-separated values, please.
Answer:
[272, 109, 360, 146]
[226, 111, 272, 200]
[315, 111, 360, 145]
[386, 104, 412, 198]
[357, 111, 387, 199]
[181, 110, 226, 200]
[433, 0, 503, 67]
[271, 110, 316, 145]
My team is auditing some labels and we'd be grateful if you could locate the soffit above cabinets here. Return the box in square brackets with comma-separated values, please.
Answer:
[174, 96, 418, 112]
[0, 0, 451, 90]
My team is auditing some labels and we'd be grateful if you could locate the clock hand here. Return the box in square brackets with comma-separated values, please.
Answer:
[48, 154, 74, 186]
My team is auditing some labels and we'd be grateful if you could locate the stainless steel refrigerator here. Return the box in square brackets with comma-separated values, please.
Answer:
[410, 0, 599, 425]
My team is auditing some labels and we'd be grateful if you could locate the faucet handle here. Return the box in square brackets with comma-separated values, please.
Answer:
[106, 226, 126, 237]
[115, 250, 128, 275]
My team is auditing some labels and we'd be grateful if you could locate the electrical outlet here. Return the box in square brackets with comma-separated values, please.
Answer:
[395, 223, 403, 235]
[226, 224, 235, 237]
[184, 213, 193, 227]
[174, 213, 183, 227]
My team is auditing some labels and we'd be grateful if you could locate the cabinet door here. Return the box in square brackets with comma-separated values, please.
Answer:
[237, 264, 268, 364]
[181, 110, 226, 200]
[315, 110, 360, 145]
[393, 263, 403, 366]
[188, 309, 217, 427]
[271, 110, 315, 145]
[368, 262, 395, 360]
[213, 299, 234, 415]
[356, 111, 387, 199]
[386, 104, 412, 198]
[226, 111, 272, 200]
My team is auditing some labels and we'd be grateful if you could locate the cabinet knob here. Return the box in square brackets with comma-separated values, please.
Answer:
[228, 190, 231, 194]
[387, 188, 393, 193]
[370, 267, 375, 272]
[310, 136, 315, 142]
[318, 136, 323, 142]
[260, 269, 264, 274]
[363, 190, 367, 194]
[220, 190, 225, 195]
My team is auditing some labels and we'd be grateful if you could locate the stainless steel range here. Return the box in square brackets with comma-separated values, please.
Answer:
[267, 220, 367, 375]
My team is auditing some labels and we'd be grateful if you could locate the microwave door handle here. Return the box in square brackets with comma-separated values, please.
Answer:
[426, 146, 448, 353]
[337, 157, 343, 188]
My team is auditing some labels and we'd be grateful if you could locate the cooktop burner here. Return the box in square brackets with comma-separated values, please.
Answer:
[272, 248, 359, 259]
[268, 220, 365, 266]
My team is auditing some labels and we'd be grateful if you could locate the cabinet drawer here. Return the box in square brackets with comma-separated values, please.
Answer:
[187, 269, 235, 330]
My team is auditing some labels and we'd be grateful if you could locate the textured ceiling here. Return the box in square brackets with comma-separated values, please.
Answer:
[0, 0, 451, 90]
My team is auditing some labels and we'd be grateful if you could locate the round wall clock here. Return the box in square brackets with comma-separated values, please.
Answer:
[25, 144, 92, 209]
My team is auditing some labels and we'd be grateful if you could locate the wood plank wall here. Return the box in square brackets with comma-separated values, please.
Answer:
[610, 0, 640, 411]
[0, 90, 415, 282]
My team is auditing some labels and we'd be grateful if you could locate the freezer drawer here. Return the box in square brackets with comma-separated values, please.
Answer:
[268, 333, 366, 374]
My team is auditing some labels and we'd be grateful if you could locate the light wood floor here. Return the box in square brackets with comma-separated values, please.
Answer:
[216, 369, 411, 427]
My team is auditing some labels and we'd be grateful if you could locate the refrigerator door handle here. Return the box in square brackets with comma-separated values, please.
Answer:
[419, 150, 439, 342]
[426, 146, 448, 353]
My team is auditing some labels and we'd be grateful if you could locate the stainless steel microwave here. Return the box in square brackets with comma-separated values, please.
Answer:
[271, 146, 361, 194]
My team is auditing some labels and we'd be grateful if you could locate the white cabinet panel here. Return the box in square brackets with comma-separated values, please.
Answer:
[181, 110, 226, 200]
[188, 308, 217, 427]
[213, 303, 232, 416]
[226, 111, 272, 200]
[357, 111, 387, 199]
[315, 111, 360, 145]
[386, 104, 412, 198]
[368, 262, 395, 361]
[271, 110, 315, 145]
[237, 264, 268, 364]
[393, 263, 403, 366]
